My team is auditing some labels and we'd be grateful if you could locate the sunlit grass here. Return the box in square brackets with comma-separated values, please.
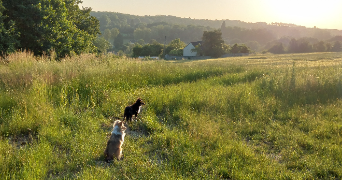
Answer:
[1, 51, 342, 179]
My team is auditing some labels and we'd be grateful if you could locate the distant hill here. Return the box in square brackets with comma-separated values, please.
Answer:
[91, 11, 342, 51]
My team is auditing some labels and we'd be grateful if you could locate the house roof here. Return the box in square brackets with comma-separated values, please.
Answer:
[190, 41, 202, 46]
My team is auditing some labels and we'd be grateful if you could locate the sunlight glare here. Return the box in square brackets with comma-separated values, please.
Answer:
[266, 0, 341, 28]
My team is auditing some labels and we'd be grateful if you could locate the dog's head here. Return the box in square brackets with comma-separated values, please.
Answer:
[113, 120, 127, 133]
[136, 98, 145, 106]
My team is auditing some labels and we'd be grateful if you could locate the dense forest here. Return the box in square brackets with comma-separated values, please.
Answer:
[91, 11, 342, 53]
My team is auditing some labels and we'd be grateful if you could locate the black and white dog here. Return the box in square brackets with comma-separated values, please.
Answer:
[123, 98, 145, 122]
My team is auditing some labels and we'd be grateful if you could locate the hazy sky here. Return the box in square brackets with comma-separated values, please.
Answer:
[79, 0, 342, 30]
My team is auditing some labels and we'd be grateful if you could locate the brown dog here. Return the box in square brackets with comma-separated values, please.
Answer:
[123, 98, 145, 122]
[104, 120, 126, 162]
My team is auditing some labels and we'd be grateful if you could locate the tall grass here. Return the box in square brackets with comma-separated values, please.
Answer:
[1, 51, 342, 179]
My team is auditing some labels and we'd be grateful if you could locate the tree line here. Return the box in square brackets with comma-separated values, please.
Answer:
[0, 0, 100, 58]
[268, 36, 342, 54]
[132, 30, 250, 58]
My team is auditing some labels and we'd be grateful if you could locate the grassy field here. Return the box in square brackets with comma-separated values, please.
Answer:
[1, 51, 342, 179]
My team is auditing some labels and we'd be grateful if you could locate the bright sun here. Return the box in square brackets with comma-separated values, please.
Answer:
[266, 0, 341, 28]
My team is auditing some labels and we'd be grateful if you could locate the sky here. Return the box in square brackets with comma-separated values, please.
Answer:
[79, 0, 342, 30]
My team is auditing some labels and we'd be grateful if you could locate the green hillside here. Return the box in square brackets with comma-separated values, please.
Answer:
[1, 52, 342, 179]
[91, 11, 342, 47]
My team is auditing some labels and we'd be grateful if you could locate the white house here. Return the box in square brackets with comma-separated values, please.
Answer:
[183, 41, 202, 57]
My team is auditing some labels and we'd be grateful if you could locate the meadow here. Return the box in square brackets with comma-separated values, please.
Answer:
[1, 51, 342, 179]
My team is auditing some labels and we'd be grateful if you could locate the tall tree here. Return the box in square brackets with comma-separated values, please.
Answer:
[332, 41, 341, 52]
[132, 42, 163, 57]
[110, 28, 120, 41]
[230, 44, 250, 54]
[136, 39, 145, 45]
[168, 38, 186, 49]
[98, 15, 111, 31]
[1, 0, 100, 58]
[313, 41, 326, 52]
[65, 0, 100, 36]
[326, 42, 332, 52]
[239, 44, 250, 53]
[297, 40, 312, 53]
[93, 37, 112, 53]
[230, 44, 240, 54]
[103, 29, 111, 41]
[191, 44, 203, 56]
[165, 38, 186, 55]
[133, 28, 151, 42]
[202, 30, 225, 58]
[288, 38, 298, 53]
[268, 43, 285, 54]
[114, 33, 124, 50]
[0, 0, 18, 56]
[132, 44, 143, 57]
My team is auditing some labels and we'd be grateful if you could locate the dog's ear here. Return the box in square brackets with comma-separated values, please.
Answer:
[118, 121, 122, 126]
[137, 98, 145, 104]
